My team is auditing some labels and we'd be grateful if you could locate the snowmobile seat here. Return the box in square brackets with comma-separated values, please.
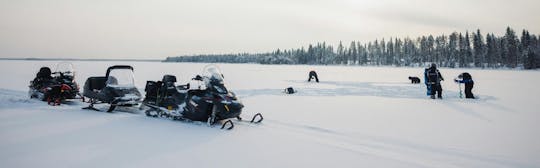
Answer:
[161, 75, 178, 94]
[83, 76, 107, 100]
[86, 77, 107, 91]
[144, 81, 161, 102]
[162, 75, 177, 84]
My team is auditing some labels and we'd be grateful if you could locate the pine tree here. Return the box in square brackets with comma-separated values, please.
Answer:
[535, 35, 540, 68]
[458, 33, 466, 67]
[307, 44, 315, 64]
[386, 39, 395, 65]
[473, 29, 485, 68]
[485, 34, 497, 68]
[522, 30, 537, 69]
[464, 31, 473, 67]
[373, 40, 381, 65]
[448, 32, 459, 68]
[349, 41, 358, 65]
[357, 42, 367, 65]
[394, 38, 403, 66]
[337, 42, 344, 64]
[505, 27, 519, 68]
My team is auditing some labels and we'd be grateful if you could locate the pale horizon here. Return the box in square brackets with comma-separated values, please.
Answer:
[1, 0, 539, 59]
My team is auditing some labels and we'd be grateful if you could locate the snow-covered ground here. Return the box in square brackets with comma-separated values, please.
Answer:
[0, 60, 539, 168]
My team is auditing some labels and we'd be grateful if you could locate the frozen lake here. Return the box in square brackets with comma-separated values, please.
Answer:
[0, 60, 539, 168]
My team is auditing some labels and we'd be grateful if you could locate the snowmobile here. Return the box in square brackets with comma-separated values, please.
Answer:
[29, 65, 78, 105]
[82, 65, 142, 112]
[141, 65, 263, 130]
[51, 62, 83, 101]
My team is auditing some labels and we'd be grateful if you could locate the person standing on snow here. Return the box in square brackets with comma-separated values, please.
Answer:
[308, 70, 319, 83]
[425, 63, 444, 99]
[454, 72, 475, 99]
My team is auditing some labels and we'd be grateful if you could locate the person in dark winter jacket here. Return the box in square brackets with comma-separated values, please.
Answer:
[454, 72, 475, 99]
[424, 63, 444, 99]
[308, 70, 319, 83]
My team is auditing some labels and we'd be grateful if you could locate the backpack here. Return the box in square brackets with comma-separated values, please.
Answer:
[426, 68, 439, 83]
[285, 87, 296, 94]
[37, 67, 52, 79]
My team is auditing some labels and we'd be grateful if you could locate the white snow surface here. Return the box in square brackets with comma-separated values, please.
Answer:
[0, 60, 539, 168]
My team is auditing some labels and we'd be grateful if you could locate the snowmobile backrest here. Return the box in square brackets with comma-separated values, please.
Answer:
[145, 81, 161, 99]
[86, 77, 107, 90]
[106, 65, 134, 78]
[162, 75, 177, 84]
[145, 81, 161, 92]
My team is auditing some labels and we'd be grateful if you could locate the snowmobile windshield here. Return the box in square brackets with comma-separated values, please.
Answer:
[202, 65, 224, 82]
[54, 62, 75, 76]
[106, 69, 136, 88]
[201, 65, 228, 94]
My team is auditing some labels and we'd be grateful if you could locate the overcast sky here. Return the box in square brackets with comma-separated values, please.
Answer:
[1, 0, 539, 59]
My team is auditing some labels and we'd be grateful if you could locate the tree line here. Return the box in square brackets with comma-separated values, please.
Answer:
[165, 27, 540, 69]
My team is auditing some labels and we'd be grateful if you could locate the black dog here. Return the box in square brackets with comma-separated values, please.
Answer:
[408, 76, 420, 84]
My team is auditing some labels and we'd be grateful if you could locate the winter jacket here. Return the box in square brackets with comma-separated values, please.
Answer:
[425, 67, 444, 84]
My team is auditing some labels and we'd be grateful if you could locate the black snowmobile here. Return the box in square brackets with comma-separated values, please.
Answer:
[141, 65, 263, 130]
[29, 63, 79, 105]
[51, 62, 83, 101]
[82, 65, 142, 112]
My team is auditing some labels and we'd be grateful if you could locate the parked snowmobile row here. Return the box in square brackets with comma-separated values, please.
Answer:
[29, 63, 263, 130]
